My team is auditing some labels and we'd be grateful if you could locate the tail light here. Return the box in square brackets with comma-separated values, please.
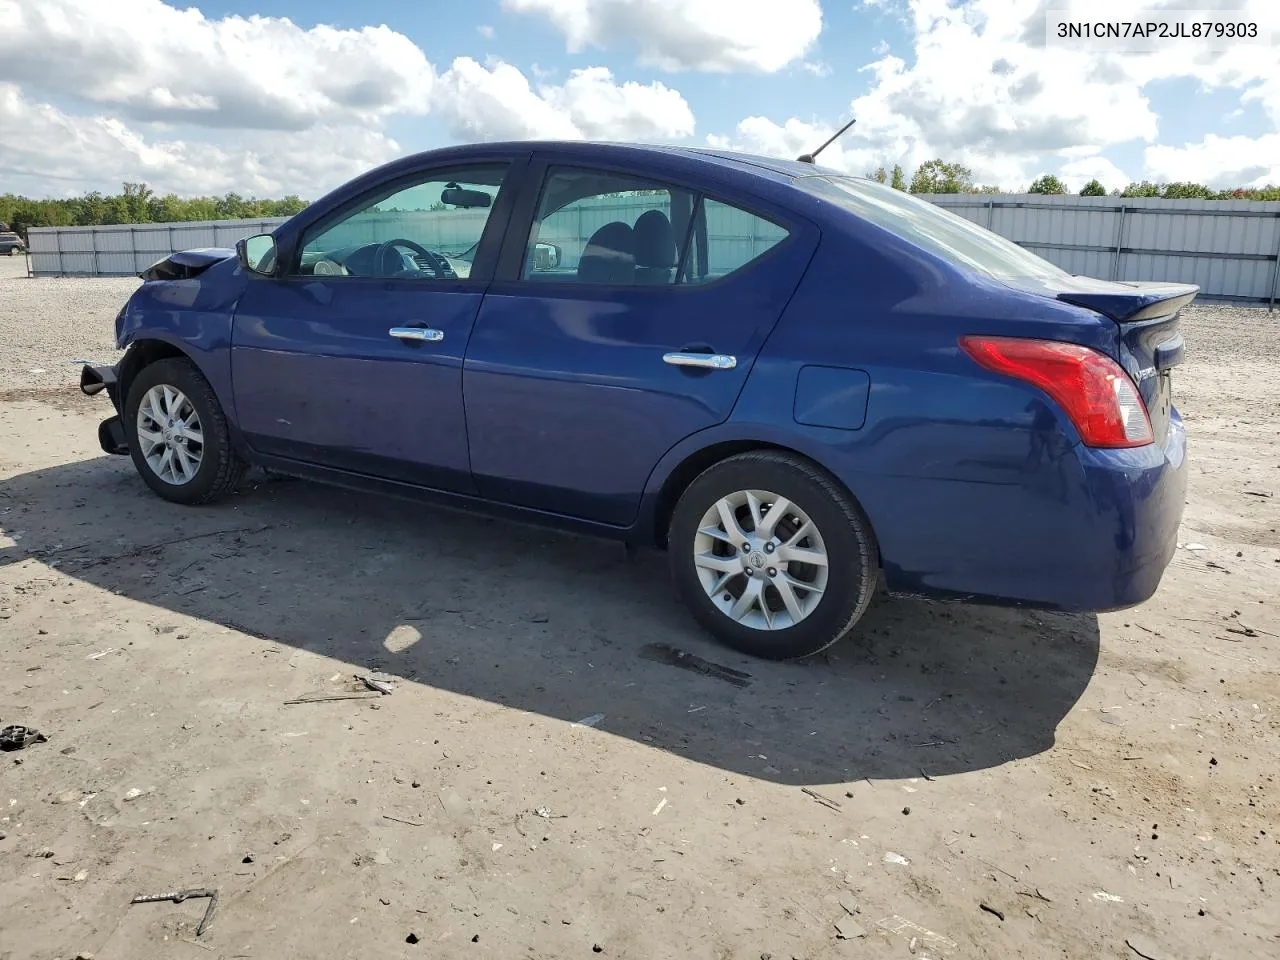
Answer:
[959, 336, 1153, 448]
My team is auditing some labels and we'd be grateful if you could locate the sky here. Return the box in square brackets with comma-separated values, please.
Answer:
[0, 0, 1277, 199]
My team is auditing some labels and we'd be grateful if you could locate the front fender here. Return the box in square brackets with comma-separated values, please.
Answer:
[118, 258, 245, 420]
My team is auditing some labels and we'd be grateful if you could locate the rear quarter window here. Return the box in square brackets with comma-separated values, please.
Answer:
[802, 176, 1069, 282]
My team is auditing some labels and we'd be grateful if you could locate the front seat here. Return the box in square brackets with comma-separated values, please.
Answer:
[577, 222, 636, 283]
[633, 210, 676, 284]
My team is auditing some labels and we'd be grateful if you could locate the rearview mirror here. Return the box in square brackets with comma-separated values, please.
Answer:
[440, 183, 493, 209]
[532, 241, 561, 270]
[238, 233, 277, 276]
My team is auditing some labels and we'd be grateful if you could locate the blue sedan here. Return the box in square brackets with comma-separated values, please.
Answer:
[80, 142, 1192, 660]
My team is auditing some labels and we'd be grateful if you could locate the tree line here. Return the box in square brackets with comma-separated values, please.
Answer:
[0, 182, 308, 238]
[3, 165, 1278, 238]
[870, 160, 1280, 200]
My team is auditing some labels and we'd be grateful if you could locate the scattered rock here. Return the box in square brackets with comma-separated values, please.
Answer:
[32, 847, 55, 858]
[241, 854, 254, 864]
[902, 806, 911, 815]
[405, 932, 420, 945]
[835, 917, 866, 939]
[839, 894, 859, 916]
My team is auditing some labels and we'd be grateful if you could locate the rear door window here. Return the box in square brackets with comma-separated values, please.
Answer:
[679, 199, 790, 284]
[523, 168, 696, 285]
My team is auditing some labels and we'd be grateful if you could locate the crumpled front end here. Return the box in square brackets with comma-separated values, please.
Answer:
[80, 363, 128, 455]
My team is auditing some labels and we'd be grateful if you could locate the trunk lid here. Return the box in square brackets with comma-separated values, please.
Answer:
[1014, 276, 1197, 445]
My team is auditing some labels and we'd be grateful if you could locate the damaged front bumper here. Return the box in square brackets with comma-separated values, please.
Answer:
[80, 364, 129, 456]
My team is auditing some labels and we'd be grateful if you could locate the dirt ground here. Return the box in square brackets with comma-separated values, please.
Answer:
[1, 255, 1277, 959]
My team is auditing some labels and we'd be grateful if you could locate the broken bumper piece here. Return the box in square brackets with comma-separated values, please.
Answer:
[80, 363, 129, 456]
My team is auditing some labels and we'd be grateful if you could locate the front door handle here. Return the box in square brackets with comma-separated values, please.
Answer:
[663, 352, 737, 370]
[389, 326, 444, 343]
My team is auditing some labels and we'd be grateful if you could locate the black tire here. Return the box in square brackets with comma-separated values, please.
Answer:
[122, 357, 247, 505]
[668, 451, 878, 660]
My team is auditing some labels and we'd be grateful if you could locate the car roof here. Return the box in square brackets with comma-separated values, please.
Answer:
[381, 141, 857, 189]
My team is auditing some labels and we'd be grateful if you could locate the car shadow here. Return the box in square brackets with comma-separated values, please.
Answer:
[1, 454, 1101, 786]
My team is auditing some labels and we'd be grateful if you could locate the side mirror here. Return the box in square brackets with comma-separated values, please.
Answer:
[532, 241, 561, 270]
[238, 234, 278, 276]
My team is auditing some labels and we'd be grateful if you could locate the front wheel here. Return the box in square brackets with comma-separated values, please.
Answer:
[668, 451, 878, 660]
[123, 357, 247, 505]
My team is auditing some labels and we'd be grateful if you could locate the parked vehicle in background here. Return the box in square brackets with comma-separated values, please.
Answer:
[80, 142, 1194, 660]
[0, 222, 26, 256]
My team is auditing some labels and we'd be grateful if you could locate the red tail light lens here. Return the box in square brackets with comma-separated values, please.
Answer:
[959, 336, 1153, 448]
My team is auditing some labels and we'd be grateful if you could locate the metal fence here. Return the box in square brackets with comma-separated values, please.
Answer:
[24, 193, 1280, 306]
[920, 193, 1280, 306]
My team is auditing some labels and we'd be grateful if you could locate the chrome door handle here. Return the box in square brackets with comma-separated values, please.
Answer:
[663, 352, 737, 370]
[389, 326, 444, 343]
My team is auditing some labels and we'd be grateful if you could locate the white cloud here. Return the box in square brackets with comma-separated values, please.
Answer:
[709, 0, 1280, 189]
[0, 0, 435, 131]
[1059, 155, 1130, 193]
[478, 24, 496, 39]
[0, 83, 401, 197]
[0, 1, 701, 198]
[503, 0, 822, 72]
[432, 57, 694, 141]
[1144, 135, 1280, 189]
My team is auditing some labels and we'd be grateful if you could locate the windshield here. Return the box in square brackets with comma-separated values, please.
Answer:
[801, 176, 1070, 281]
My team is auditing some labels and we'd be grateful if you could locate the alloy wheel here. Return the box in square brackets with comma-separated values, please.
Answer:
[691, 489, 829, 631]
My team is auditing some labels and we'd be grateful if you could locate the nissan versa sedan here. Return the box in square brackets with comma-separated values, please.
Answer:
[80, 142, 1192, 660]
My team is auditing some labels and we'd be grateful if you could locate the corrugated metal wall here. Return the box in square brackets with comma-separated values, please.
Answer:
[26, 218, 286, 278]
[25, 194, 1280, 305]
[920, 194, 1280, 305]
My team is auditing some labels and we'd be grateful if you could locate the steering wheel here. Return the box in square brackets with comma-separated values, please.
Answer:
[373, 238, 458, 279]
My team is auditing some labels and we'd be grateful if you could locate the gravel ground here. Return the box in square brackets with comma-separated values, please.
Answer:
[1, 264, 1277, 960]
[0, 257, 138, 393]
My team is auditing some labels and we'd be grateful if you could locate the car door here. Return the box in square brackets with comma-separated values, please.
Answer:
[231, 156, 527, 492]
[462, 158, 820, 526]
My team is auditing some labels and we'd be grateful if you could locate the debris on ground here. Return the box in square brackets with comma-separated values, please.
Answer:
[130, 888, 219, 937]
[1126, 934, 1175, 960]
[284, 694, 380, 705]
[356, 675, 394, 695]
[573, 713, 606, 727]
[0, 724, 48, 751]
[839, 894, 860, 916]
[980, 902, 1006, 921]
[800, 787, 842, 812]
[883, 852, 910, 866]
[637, 643, 752, 687]
[835, 917, 867, 939]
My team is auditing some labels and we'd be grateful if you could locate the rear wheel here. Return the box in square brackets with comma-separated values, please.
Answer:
[668, 451, 878, 660]
[123, 357, 246, 505]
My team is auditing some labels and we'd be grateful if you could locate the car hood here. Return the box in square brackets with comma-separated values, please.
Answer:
[139, 247, 236, 281]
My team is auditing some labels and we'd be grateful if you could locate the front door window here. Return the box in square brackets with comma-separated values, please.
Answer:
[293, 165, 509, 280]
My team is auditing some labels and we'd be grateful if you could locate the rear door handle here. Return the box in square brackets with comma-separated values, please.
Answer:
[663, 352, 737, 370]
[389, 326, 444, 343]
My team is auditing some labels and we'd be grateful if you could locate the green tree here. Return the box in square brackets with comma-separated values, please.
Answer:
[1027, 174, 1066, 194]
[0, 183, 311, 235]
[1161, 181, 1215, 199]
[869, 167, 888, 183]
[1079, 179, 1107, 196]
[889, 164, 907, 190]
[1119, 181, 1162, 198]
[909, 159, 975, 194]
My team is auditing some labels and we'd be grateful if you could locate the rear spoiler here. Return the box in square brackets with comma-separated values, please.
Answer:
[1056, 282, 1199, 323]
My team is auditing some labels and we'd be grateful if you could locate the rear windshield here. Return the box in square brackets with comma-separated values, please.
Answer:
[801, 176, 1069, 281]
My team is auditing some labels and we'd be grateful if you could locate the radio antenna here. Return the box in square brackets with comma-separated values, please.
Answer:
[797, 118, 856, 164]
